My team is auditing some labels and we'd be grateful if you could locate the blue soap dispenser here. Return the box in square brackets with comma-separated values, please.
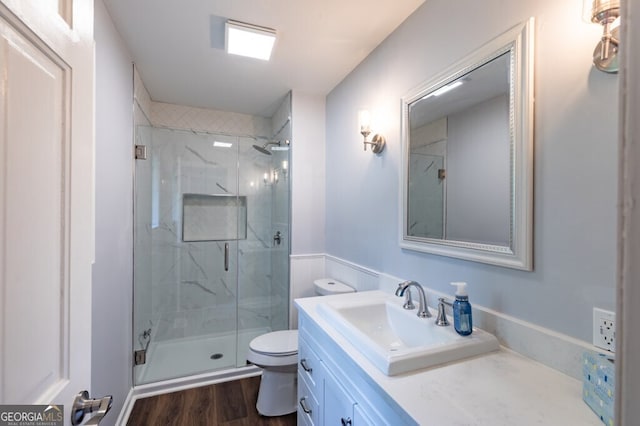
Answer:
[451, 282, 473, 336]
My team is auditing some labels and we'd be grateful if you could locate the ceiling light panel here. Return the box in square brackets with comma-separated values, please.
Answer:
[225, 20, 276, 61]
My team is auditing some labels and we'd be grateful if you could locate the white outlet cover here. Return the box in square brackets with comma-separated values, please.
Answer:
[593, 307, 615, 352]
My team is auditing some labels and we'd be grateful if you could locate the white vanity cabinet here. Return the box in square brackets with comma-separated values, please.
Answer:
[297, 311, 417, 426]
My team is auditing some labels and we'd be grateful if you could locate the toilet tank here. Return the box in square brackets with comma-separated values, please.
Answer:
[313, 278, 355, 296]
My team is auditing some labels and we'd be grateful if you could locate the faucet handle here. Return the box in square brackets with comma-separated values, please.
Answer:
[397, 283, 415, 310]
[435, 297, 451, 326]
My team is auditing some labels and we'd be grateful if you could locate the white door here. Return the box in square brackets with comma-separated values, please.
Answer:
[0, 0, 94, 420]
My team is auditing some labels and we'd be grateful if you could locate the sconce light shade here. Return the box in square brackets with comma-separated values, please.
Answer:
[591, 0, 620, 22]
[358, 110, 372, 137]
[358, 109, 386, 154]
[586, 0, 620, 73]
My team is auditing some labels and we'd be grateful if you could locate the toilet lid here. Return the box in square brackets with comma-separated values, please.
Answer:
[313, 278, 355, 295]
[250, 330, 298, 356]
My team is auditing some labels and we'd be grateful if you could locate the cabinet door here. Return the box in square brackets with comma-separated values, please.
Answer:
[323, 366, 355, 426]
[354, 403, 383, 426]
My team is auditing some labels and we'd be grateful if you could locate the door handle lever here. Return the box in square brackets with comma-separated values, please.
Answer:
[71, 390, 112, 425]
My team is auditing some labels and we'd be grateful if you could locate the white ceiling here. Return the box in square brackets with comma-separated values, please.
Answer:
[102, 0, 425, 117]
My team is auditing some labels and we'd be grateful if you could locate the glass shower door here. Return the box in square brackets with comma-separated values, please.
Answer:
[133, 128, 242, 384]
[408, 149, 446, 239]
[133, 125, 291, 385]
[235, 137, 290, 366]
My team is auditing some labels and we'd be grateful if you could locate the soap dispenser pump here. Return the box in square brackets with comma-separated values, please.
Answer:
[451, 282, 473, 336]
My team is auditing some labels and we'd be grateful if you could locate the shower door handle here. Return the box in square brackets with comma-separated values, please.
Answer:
[224, 242, 229, 272]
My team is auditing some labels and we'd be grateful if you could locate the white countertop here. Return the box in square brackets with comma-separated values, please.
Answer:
[295, 291, 601, 426]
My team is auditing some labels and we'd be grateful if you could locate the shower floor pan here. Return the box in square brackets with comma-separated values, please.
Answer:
[136, 327, 270, 385]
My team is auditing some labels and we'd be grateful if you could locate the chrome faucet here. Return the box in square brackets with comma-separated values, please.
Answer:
[395, 281, 432, 318]
[399, 283, 415, 310]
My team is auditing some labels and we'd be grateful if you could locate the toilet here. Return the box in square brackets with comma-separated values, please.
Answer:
[246, 278, 355, 416]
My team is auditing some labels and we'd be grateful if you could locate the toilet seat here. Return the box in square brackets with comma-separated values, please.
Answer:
[247, 330, 298, 368]
[249, 330, 298, 356]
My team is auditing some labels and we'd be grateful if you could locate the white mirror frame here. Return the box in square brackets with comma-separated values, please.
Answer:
[400, 18, 534, 271]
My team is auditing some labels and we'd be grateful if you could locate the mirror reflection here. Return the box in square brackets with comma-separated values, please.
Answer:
[407, 52, 511, 246]
[400, 19, 534, 271]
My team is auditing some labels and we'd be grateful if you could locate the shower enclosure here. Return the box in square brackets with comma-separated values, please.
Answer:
[133, 126, 290, 385]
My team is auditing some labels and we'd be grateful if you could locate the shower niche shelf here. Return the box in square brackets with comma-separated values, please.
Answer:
[182, 193, 247, 242]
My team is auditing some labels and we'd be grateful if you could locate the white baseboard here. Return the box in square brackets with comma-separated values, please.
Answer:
[114, 388, 135, 426]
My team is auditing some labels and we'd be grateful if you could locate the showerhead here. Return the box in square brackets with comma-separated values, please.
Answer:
[252, 144, 272, 155]
[252, 140, 281, 155]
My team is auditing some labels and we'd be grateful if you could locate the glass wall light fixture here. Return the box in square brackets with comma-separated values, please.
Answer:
[358, 110, 386, 154]
[585, 0, 620, 73]
[226, 20, 276, 61]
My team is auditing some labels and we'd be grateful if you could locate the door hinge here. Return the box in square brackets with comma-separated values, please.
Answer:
[134, 349, 146, 365]
[438, 168, 446, 180]
[135, 145, 147, 160]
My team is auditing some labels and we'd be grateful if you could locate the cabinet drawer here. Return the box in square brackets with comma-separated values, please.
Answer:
[298, 372, 320, 425]
[298, 337, 321, 393]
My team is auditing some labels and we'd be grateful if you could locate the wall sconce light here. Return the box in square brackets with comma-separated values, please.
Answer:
[358, 110, 386, 154]
[585, 0, 620, 73]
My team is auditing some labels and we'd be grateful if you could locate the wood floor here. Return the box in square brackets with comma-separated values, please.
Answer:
[126, 376, 297, 426]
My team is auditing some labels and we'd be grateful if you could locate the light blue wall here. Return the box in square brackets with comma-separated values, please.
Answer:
[325, 0, 618, 342]
[92, 1, 133, 423]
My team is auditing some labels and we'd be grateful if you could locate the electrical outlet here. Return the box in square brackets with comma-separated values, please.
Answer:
[593, 308, 615, 352]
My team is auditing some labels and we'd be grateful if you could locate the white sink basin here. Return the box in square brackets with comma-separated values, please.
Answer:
[316, 293, 499, 376]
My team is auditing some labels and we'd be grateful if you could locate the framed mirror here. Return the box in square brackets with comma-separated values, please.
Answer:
[400, 18, 534, 270]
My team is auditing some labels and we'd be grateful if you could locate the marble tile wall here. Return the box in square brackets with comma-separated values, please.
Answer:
[144, 129, 270, 342]
[135, 132, 290, 344]
[150, 101, 272, 138]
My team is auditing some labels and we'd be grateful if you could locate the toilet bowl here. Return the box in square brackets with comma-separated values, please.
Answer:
[247, 278, 355, 416]
[247, 330, 298, 416]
